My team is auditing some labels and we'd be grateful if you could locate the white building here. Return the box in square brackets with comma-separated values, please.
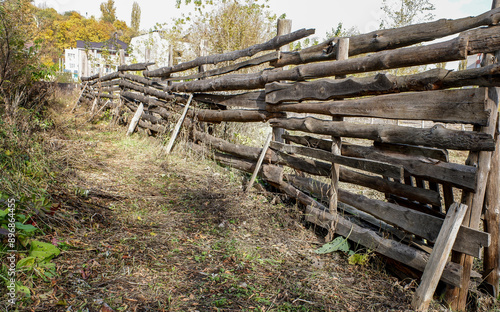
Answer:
[64, 38, 129, 81]
[129, 32, 170, 69]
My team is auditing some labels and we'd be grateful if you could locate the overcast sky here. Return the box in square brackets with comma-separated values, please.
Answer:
[33, 0, 494, 41]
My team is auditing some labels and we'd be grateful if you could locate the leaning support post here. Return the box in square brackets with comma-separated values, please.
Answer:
[272, 19, 292, 143]
[245, 132, 273, 192]
[126, 102, 144, 136]
[164, 94, 194, 154]
[412, 202, 468, 311]
[71, 82, 88, 113]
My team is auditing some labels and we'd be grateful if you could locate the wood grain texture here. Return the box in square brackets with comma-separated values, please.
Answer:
[269, 117, 495, 151]
[412, 203, 468, 311]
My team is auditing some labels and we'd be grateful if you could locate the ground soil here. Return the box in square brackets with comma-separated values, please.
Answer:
[3, 99, 498, 312]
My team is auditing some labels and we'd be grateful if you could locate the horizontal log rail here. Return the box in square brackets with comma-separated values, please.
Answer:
[265, 65, 500, 103]
[267, 88, 489, 126]
[286, 174, 489, 258]
[272, 7, 500, 67]
[163, 52, 279, 82]
[164, 25, 500, 93]
[269, 117, 495, 151]
[144, 28, 315, 78]
[117, 62, 155, 72]
[270, 141, 404, 179]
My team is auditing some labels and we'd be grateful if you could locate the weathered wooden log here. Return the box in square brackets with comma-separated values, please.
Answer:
[166, 26, 500, 93]
[144, 28, 315, 77]
[188, 108, 285, 123]
[120, 91, 171, 109]
[340, 189, 488, 258]
[412, 203, 468, 312]
[287, 167, 440, 214]
[310, 205, 466, 287]
[373, 142, 448, 162]
[343, 143, 478, 192]
[275, 180, 466, 287]
[192, 130, 440, 205]
[118, 62, 155, 72]
[269, 117, 495, 151]
[268, 88, 489, 126]
[101, 86, 120, 93]
[193, 130, 279, 163]
[272, 7, 500, 67]
[285, 174, 487, 258]
[120, 80, 177, 102]
[340, 169, 442, 208]
[483, 120, 500, 296]
[193, 91, 267, 110]
[89, 72, 120, 85]
[270, 141, 403, 179]
[81, 73, 99, 81]
[93, 92, 117, 99]
[265, 64, 500, 104]
[120, 73, 164, 89]
[275, 149, 443, 206]
[164, 52, 279, 82]
[137, 119, 167, 133]
[280, 134, 477, 192]
[99, 79, 121, 87]
[446, 87, 500, 309]
[123, 101, 167, 125]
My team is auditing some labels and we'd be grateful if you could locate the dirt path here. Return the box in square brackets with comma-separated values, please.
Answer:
[23, 121, 424, 312]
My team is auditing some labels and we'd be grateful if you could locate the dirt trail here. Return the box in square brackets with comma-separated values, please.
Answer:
[27, 121, 424, 312]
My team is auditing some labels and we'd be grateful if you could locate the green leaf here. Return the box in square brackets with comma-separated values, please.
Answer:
[29, 240, 60, 262]
[0, 208, 8, 219]
[15, 222, 37, 234]
[17, 257, 36, 269]
[15, 282, 31, 297]
[314, 236, 350, 254]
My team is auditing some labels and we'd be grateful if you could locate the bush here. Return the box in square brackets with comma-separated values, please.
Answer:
[0, 0, 54, 120]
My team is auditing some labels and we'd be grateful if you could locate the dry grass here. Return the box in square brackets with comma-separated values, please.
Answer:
[2, 94, 498, 312]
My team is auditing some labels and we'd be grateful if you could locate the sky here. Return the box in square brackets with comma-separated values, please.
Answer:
[33, 0, 494, 42]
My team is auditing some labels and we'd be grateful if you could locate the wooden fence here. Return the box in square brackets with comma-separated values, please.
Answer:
[76, 7, 500, 311]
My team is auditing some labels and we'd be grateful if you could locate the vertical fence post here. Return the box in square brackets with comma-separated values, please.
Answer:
[113, 49, 126, 125]
[446, 2, 500, 304]
[483, 116, 500, 297]
[272, 19, 292, 143]
[327, 38, 349, 237]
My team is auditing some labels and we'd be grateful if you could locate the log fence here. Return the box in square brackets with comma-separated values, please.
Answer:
[75, 7, 500, 311]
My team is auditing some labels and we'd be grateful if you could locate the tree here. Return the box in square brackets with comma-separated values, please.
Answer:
[131, 2, 141, 34]
[380, 0, 435, 28]
[174, 0, 277, 57]
[100, 0, 116, 24]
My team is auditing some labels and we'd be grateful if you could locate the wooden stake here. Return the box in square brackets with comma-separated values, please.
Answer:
[412, 202, 468, 312]
[164, 94, 194, 154]
[245, 132, 273, 192]
[272, 19, 292, 143]
[483, 116, 500, 297]
[327, 38, 349, 238]
[447, 1, 500, 306]
[126, 102, 144, 136]
[71, 82, 88, 113]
